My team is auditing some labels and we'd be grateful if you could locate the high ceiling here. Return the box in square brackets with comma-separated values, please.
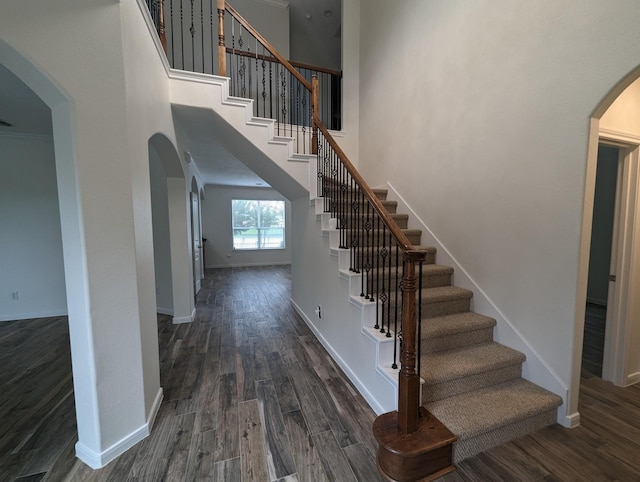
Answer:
[0, 0, 341, 189]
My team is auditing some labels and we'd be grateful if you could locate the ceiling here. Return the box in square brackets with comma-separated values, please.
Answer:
[0, 0, 341, 189]
[0, 63, 52, 136]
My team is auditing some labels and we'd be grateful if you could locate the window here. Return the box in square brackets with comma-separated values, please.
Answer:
[232, 199, 285, 250]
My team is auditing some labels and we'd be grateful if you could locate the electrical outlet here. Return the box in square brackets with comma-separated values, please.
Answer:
[10, 291, 19, 301]
[315, 305, 322, 319]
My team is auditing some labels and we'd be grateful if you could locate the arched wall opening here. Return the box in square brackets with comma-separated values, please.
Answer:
[573, 64, 640, 422]
[0, 39, 103, 468]
[148, 133, 195, 324]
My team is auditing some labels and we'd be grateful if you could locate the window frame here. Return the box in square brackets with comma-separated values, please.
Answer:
[231, 199, 286, 251]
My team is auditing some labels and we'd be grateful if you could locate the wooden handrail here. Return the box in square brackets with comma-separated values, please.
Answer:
[313, 117, 416, 252]
[224, 1, 312, 92]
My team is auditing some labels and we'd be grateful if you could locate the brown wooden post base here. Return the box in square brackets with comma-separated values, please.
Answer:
[373, 407, 457, 482]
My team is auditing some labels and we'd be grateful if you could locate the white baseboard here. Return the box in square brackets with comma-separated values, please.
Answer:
[0, 309, 67, 322]
[147, 387, 164, 430]
[625, 371, 640, 386]
[75, 387, 163, 469]
[290, 299, 386, 415]
[156, 306, 174, 316]
[562, 411, 581, 428]
[172, 307, 196, 324]
[206, 261, 292, 269]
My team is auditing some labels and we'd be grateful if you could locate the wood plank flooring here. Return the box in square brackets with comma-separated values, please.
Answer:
[581, 303, 606, 377]
[1, 266, 640, 481]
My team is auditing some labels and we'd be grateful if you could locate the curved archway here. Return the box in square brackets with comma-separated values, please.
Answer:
[572, 65, 640, 424]
[148, 133, 195, 324]
[0, 39, 103, 468]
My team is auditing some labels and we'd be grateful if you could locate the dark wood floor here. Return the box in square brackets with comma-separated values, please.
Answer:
[1, 266, 640, 481]
[581, 303, 607, 377]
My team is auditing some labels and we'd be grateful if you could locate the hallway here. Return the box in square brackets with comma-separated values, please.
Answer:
[0, 266, 384, 481]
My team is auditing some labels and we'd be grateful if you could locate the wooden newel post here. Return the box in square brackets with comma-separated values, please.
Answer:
[398, 251, 422, 434]
[311, 74, 319, 155]
[158, 1, 167, 53]
[373, 249, 456, 481]
[217, 0, 227, 76]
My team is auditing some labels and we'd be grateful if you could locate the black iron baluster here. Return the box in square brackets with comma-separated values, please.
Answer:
[280, 67, 287, 134]
[190, 0, 195, 71]
[261, 48, 266, 118]
[239, 27, 246, 97]
[417, 260, 423, 380]
[231, 19, 235, 95]
[392, 244, 400, 368]
[349, 177, 356, 271]
[360, 190, 366, 296]
[209, 0, 214, 74]
[169, 0, 174, 68]
[200, 0, 204, 72]
[379, 224, 388, 334]
[180, 0, 185, 69]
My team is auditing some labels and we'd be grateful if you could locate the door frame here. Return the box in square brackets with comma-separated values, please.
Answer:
[598, 130, 640, 386]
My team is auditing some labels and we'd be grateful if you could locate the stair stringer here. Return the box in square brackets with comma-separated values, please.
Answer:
[168, 69, 315, 200]
[385, 182, 574, 428]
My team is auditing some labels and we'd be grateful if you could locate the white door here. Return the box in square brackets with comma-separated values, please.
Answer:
[598, 136, 640, 386]
[191, 192, 202, 295]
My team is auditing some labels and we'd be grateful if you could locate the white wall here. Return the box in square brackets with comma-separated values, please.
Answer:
[149, 146, 174, 315]
[163, 0, 290, 74]
[0, 0, 197, 468]
[0, 134, 67, 321]
[202, 185, 291, 267]
[357, 0, 640, 423]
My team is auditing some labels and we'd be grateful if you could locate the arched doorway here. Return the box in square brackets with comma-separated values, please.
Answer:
[149, 134, 195, 324]
[573, 65, 640, 418]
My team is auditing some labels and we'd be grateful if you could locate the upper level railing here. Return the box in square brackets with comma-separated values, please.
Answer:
[146, 0, 341, 153]
[145, 0, 425, 437]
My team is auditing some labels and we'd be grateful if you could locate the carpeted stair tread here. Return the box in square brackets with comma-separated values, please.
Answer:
[423, 286, 473, 303]
[422, 312, 496, 339]
[422, 342, 525, 384]
[368, 264, 452, 277]
[371, 188, 388, 200]
[425, 378, 563, 440]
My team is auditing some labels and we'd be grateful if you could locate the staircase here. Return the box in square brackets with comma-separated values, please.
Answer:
[331, 186, 563, 463]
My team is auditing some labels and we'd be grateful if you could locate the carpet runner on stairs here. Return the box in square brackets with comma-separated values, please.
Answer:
[359, 187, 563, 463]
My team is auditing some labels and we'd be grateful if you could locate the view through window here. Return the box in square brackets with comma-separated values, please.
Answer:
[232, 199, 285, 250]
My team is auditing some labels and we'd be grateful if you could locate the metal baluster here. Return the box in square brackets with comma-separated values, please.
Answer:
[280, 67, 287, 135]
[261, 47, 266, 118]
[360, 190, 366, 297]
[417, 260, 423, 379]
[239, 27, 246, 97]
[231, 19, 235, 95]
[170, 0, 175, 68]
[350, 177, 356, 272]
[190, 0, 195, 71]
[209, 0, 214, 74]
[379, 225, 389, 335]
[200, 0, 204, 72]
[392, 245, 400, 368]
[180, 0, 185, 69]
[376, 214, 382, 329]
